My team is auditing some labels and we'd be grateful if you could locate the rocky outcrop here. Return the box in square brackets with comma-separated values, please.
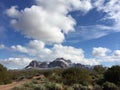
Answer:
[25, 58, 92, 70]
[25, 60, 41, 69]
[39, 62, 48, 68]
[48, 58, 69, 68]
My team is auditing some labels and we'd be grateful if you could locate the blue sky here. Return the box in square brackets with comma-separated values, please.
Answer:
[0, 0, 120, 69]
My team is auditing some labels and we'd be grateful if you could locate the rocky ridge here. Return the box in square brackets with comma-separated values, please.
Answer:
[25, 58, 92, 69]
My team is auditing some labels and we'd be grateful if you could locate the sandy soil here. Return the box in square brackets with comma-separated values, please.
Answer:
[0, 75, 44, 90]
[0, 79, 30, 90]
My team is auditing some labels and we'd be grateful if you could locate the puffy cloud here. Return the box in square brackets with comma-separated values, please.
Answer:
[11, 45, 28, 53]
[36, 0, 92, 13]
[0, 44, 5, 49]
[97, 55, 120, 66]
[0, 57, 32, 69]
[48, 45, 99, 66]
[6, 0, 92, 44]
[28, 40, 45, 50]
[4, 44, 120, 68]
[49, 44, 85, 63]
[92, 47, 111, 57]
[11, 40, 45, 53]
[11, 40, 51, 56]
[113, 50, 120, 57]
[5, 6, 20, 18]
[10, 40, 99, 66]
[83, 58, 100, 66]
[92, 47, 120, 66]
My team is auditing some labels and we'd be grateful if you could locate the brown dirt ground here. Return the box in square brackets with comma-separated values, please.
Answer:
[0, 79, 30, 90]
[0, 75, 45, 90]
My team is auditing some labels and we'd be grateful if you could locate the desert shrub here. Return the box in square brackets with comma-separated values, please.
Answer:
[93, 84, 102, 90]
[42, 70, 53, 77]
[72, 84, 92, 90]
[93, 65, 106, 75]
[23, 82, 38, 88]
[9, 69, 43, 81]
[11, 87, 21, 90]
[48, 73, 62, 83]
[11, 86, 31, 90]
[103, 81, 119, 90]
[14, 82, 40, 90]
[104, 65, 120, 85]
[44, 82, 63, 90]
[53, 83, 63, 90]
[72, 84, 82, 90]
[63, 85, 74, 90]
[0, 64, 12, 84]
[79, 86, 88, 90]
[12, 80, 64, 90]
[62, 68, 92, 85]
[35, 84, 46, 90]
[32, 79, 38, 84]
[32, 84, 46, 90]
[91, 65, 106, 85]
[41, 82, 63, 90]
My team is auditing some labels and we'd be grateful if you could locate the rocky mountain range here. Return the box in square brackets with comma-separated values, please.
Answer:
[25, 58, 93, 69]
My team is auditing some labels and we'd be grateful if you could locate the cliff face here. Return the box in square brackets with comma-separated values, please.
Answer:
[25, 60, 40, 69]
[48, 58, 70, 68]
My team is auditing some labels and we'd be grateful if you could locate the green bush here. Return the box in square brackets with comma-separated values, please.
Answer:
[72, 84, 93, 90]
[72, 84, 82, 90]
[91, 65, 106, 85]
[11, 87, 21, 90]
[0, 64, 12, 84]
[65, 86, 74, 90]
[11, 80, 64, 90]
[93, 84, 102, 90]
[44, 82, 63, 90]
[104, 65, 120, 85]
[103, 82, 119, 90]
[11, 86, 33, 90]
[48, 73, 62, 83]
[62, 68, 92, 85]
[35, 84, 46, 90]
[93, 65, 106, 75]
[32, 79, 38, 84]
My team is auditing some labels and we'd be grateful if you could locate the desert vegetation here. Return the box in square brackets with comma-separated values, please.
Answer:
[0, 64, 120, 90]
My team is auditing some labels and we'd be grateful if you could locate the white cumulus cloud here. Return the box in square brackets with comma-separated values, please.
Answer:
[10, 40, 99, 66]
[6, 0, 92, 44]
[92, 47, 120, 66]
[0, 57, 32, 69]
[113, 50, 120, 57]
[11, 45, 28, 53]
[92, 47, 111, 57]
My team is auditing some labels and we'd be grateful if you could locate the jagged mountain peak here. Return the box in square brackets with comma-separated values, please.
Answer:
[54, 58, 72, 64]
[25, 58, 92, 70]
[25, 60, 40, 69]
[55, 58, 65, 61]
[48, 58, 70, 68]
